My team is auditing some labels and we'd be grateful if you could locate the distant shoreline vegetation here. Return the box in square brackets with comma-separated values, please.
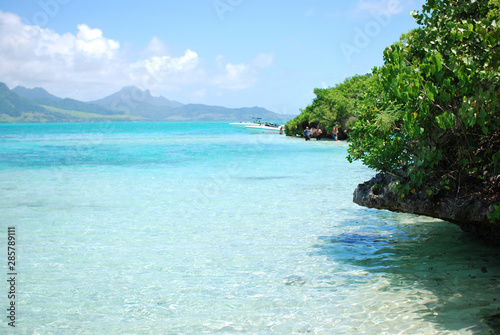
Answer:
[287, 0, 500, 226]
[284, 73, 373, 140]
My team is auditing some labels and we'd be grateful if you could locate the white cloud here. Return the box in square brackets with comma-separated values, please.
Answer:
[0, 10, 273, 100]
[126, 49, 210, 96]
[213, 53, 273, 90]
[129, 49, 201, 86]
[0, 10, 123, 97]
[215, 54, 225, 67]
[252, 53, 274, 68]
[213, 63, 252, 90]
[143, 36, 169, 57]
[148, 50, 199, 74]
[75, 24, 120, 59]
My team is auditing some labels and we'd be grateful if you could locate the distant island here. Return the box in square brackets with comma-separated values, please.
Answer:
[0, 83, 295, 122]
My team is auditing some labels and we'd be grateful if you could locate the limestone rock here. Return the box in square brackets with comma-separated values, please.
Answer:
[353, 173, 498, 241]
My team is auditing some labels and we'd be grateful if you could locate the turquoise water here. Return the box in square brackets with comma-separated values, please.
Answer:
[1, 122, 500, 334]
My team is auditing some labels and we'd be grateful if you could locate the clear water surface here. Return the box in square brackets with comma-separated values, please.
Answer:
[1, 122, 500, 334]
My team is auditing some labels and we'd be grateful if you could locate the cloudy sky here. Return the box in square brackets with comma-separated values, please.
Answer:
[0, 0, 425, 114]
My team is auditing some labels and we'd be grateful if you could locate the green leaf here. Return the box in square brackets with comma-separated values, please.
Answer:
[425, 82, 438, 101]
[422, 64, 431, 77]
[436, 112, 455, 130]
[434, 53, 443, 72]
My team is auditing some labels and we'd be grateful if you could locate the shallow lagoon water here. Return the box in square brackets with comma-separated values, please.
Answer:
[1, 122, 500, 334]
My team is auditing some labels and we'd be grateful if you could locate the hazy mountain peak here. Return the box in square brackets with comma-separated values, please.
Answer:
[91, 86, 184, 110]
[0, 82, 9, 91]
[12, 86, 61, 101]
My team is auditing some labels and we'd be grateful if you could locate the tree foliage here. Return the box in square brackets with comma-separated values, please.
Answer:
[347, 0, 500, 202]
[489, 0, 500, 20]
[285, 74, 374, 138]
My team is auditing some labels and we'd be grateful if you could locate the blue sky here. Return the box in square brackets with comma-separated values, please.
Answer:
[0, 0, 425, 115]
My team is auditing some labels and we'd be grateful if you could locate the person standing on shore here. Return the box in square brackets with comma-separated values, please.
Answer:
[303, 127, 311, 141]
[316, 128, 322, 141]
[332, 125, 339, 141]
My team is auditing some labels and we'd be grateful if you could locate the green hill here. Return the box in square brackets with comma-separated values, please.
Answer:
[0, 83, 295, 122]
[0, 83, 47, 118]
[13, 86, 125, 116]
[0, 84, 141, 122]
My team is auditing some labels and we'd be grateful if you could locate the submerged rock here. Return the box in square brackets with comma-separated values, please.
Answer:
[284, 275, 306, 286]
[485, 313, 500, 333]
[353, 173, 499, 242]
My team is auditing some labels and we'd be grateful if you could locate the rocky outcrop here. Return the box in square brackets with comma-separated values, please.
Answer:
[353, 173, 499, 241]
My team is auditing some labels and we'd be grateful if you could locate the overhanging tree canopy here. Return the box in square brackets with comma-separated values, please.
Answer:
[348, 0, 500, 213]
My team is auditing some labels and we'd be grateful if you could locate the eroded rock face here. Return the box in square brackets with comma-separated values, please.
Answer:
[353, 173, 499, 241]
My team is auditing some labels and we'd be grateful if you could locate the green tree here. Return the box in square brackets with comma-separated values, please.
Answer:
[348, 0, 500, 204]
[285, 74, 373, 138]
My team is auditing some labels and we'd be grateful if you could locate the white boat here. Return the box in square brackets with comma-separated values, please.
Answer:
[229, 117, 263, 128]
[245, 123, 284, 134]
[229, 121, 260, 128]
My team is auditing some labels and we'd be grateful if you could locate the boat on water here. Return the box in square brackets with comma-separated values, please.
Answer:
[229, 121, 259, 128]
[245, 123, 284, 134]
[229, 117, 263, 128]
[230, 118, 284, 134]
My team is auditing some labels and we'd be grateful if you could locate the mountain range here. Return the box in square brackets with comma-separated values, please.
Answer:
[0, 83, 295, 122]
